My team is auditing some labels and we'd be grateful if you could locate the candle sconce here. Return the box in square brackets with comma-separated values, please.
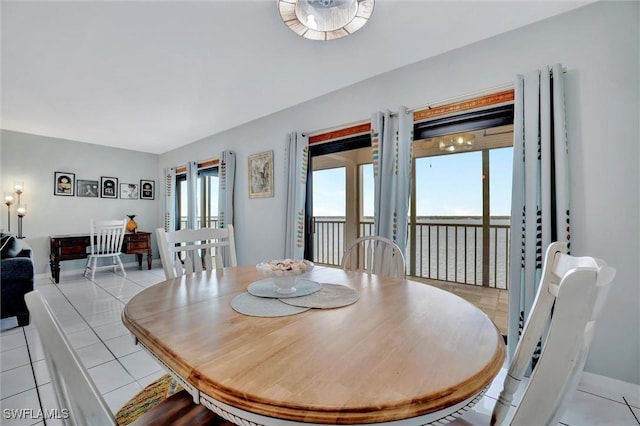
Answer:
[16, 204, 27, 239]
[14, 181, 24, 204]
[4, 182, 27, 237]
[4, 192, 14, 232]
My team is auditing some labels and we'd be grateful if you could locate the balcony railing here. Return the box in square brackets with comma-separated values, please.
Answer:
[314, 217, 510, 290]
[179, 217, 219, 230]
[178, 216, 510, 289]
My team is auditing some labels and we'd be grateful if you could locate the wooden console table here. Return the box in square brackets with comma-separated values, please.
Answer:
[49, 232, 152, 283]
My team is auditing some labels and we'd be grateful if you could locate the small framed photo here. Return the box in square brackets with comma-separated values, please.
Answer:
[76, 179, 99, 198]
[100, 176, 118, 198]
[120, 183, 139, 200]
[54, 172, 75, 196]
[248, 150, 274, 198]
[140, 179, 155, 200]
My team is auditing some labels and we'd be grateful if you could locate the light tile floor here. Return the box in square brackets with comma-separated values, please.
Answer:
[1, 266, 638, 425]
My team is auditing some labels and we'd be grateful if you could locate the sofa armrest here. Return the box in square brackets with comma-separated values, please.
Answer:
[1, 257, 35, 281]
[16, 247, 32, 258]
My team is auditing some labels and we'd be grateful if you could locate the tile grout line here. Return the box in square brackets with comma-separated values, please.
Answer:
[21, 326, 47, 425]
[623, 396, 640, 424]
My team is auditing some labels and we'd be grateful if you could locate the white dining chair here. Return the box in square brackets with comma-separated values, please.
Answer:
[156, 225, 237, 280]
[23, 290, 226, 426]
[341, 235, 406, 278]
[83, 218, 127, 281]
[448, 241, 616, 425]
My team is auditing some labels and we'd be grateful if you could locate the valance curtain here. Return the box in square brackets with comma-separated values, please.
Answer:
[508, 63, 570, 360]
[371, 107, 413, 254]
[284, 132, 309, 260]
[163, 168, 176, 232]
[218, 150, 236, 229]
[186, 161, 198, 229]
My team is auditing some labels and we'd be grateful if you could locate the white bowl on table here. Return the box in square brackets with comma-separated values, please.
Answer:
[256, 259, 314, 294]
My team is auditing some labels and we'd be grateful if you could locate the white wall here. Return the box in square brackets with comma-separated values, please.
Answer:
[160, 1, 639, 384]
[0, 130, 161, 273]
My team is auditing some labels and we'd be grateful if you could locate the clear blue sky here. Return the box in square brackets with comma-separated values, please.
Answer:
[313, 147, 513, 217]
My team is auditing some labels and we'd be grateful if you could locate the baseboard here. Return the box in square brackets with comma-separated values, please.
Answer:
[35, 259, 162, 281]
[579, 371, 640, 408]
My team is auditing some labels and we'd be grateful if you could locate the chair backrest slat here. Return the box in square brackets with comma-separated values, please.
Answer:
[156, 225, 237, 279]
[90, 219, 126, 255]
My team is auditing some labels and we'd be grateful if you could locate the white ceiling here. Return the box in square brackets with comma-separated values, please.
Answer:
[1, 0, 592, 155]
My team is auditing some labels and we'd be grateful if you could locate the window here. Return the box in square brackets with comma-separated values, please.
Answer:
[312, 167, 346, 265]
[175, 164, 219, 231]
[307, 103, 514, 289]
[198, 167, 219, 228]
[176, 174, 188, 230]
[410, 123, 514, 288]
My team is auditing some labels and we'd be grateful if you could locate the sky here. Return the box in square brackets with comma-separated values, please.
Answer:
[313, 147, 513, 217]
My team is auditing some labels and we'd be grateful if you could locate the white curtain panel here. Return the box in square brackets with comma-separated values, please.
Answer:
[163, 168, 176, 232]
[218, 150, 236, 229]
[508, 63, 570, 360]
[371, 107, 413, 254]
[186, 161, 198, 229]
[284, 132, 309, 260]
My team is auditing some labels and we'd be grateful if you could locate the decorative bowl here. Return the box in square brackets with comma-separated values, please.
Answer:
[256, 259, 314, 294]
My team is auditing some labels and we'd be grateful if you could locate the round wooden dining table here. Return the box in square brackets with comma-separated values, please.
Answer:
[122, 265, 505, 425]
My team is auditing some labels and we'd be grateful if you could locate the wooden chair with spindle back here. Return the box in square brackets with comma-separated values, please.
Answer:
[341, 235, 406, 278]
[156, 225, 237, 280]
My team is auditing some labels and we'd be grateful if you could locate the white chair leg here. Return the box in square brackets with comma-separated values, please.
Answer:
[83, 257, 91, 277]
[91, 257, 97, 281]
[117, 256, 126, 277]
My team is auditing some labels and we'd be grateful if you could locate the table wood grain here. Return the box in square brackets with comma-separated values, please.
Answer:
[122, 266, 505, 424]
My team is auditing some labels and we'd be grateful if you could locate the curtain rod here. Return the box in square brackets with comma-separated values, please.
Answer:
[302, 66, 567, 135]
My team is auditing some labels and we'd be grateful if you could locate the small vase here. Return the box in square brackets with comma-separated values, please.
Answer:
[126, 215, 138, 233]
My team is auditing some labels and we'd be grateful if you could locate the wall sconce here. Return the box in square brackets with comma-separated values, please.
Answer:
[16, 204, 27, 239]
[4, 193, 14, 232]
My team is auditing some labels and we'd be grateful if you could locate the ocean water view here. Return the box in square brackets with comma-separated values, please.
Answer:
[313, 216, 511, 289]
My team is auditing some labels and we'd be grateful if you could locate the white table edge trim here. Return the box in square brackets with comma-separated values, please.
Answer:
[198, 385, 489, 426]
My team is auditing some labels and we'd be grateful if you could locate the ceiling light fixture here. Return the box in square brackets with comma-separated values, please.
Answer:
[278, 0, 375, 41]
[438, 133, 476, 153]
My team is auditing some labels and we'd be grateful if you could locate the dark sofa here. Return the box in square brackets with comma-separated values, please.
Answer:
[1, 233, 35, 326]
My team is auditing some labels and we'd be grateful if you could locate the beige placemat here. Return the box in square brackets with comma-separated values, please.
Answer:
[279, 284, 359, 309]
[231, 293, 310, 317]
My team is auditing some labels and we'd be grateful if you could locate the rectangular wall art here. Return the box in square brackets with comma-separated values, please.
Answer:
[100, 176, 118, 198]
[120, 183, 139, 200]
[140, 179, 155, 200]
[76, 179, 99, 197]
[54, 172, 75, 196]
[248, 151, 274, 198]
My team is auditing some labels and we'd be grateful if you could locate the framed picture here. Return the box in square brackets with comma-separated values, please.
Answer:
[140, 179, 155, 200]
[248, 151, 274, 198]
[54, 172, 75, 196]
[120, 183, 139, 200]
[100, 176, 118, 198]
[76, 179, 99, 198]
